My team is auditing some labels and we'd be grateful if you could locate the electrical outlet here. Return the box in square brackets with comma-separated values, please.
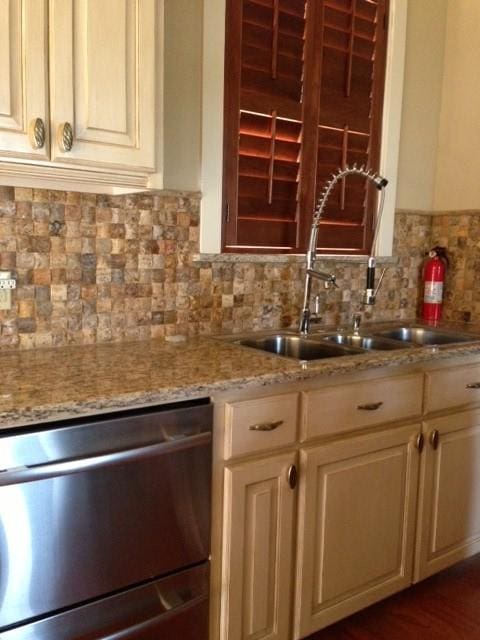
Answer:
[0, 271, 15, 311]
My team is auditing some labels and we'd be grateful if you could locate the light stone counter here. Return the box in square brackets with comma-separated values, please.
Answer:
[3, 321, 480, 429]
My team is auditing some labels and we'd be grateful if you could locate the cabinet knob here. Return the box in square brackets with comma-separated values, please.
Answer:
[466, 382, 480, 389]
[287, 464, 297, 490]
[357, 401, 383, 411]
[249, 420, 283, 432]
[28, 118, 46, 150]
[416, 433, 425, 453]
[58, 122, 74, 152]
[430, 429, 440, 450]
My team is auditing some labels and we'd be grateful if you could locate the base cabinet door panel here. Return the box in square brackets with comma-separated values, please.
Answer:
[415, 410, 480, 582]
[220, 452, 297, 640]
[294, 424, 421, 639]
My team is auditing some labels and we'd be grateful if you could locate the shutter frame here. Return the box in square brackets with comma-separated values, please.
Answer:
[223, 0, 389, 254]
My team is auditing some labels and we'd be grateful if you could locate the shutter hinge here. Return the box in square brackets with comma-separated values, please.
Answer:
[225, 202, 230, 223]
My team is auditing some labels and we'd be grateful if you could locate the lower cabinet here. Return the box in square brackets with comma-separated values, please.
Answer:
[294, 424, 421, 638]
[415, 409, 480, 581]
[216, 363, 480, 640]
[220, 452, 297, 640]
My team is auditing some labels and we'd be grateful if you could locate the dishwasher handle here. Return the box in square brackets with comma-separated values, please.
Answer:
[100, 593, 208, 640]
[0, 431, 211, 487]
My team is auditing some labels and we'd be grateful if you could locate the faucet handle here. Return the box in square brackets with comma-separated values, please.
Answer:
[310, 295, 322, 326]
[324, 274, 338, 290]
[374, 267, 387, 298]
[352, 312, 362, 335]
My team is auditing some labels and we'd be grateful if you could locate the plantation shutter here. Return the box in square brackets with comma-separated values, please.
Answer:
[314, 0, 388, 252]
[223, 0, 388, 254]
[223, 0, 308, 251]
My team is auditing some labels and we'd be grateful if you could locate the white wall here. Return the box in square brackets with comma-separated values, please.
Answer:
[199, 0, 225, 253]
[397, 0, 480, 212]
[395, 0, 447, 211]
[434, 0, 480, 210]
[162, 0, 203, 190]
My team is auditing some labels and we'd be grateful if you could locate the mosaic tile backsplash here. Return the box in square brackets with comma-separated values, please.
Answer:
[430, 212, 480, 323]
[0, 184, 434, 350]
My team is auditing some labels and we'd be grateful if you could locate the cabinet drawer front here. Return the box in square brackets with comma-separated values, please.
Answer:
[224, 394, 298, 459]
[303, 373, 423, 440]
[425, 364, 480, 413]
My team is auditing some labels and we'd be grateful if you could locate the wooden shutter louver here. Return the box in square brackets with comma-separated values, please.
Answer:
[315, 0, 388, 252]
[224, 0, 308, 251]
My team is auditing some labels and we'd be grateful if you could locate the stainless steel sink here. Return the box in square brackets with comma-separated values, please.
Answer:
[322, 333, 412, 351]
[373, 326, 477, 346]
[237, 335, 362, 360]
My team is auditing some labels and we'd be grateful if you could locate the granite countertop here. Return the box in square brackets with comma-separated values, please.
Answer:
[2, 320, 480, 430]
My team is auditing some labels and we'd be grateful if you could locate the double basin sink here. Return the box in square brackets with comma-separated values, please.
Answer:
[234, 325, 479, 362]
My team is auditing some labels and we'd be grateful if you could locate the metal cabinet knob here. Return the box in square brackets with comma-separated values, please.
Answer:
[28, 118, 46, 149]
[249, 420, 283, 432]
[287, 464, 297, 489]
[429, 430, 440, 450]
[415, 433, 425, 453]
[58, 122, 74, 152]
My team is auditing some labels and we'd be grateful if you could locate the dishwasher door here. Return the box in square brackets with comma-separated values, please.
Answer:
[0, 401, 212, 632]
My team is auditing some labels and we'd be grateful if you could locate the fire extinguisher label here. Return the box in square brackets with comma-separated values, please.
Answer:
[424, 281, 443, 303]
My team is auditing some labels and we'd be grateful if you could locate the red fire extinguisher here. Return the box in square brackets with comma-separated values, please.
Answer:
[422, 246, 448, 323]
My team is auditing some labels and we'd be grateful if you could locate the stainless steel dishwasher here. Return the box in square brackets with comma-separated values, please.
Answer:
[0, 398, 212, 639]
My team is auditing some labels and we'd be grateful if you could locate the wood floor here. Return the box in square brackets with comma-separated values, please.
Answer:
[307, 555, 480, 640]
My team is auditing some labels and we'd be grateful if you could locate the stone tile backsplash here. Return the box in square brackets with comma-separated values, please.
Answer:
[0, 184, 432, 350]
[430, 212, 480, 323]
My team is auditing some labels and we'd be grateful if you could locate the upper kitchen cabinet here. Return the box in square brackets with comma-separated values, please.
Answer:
[0, 0, 49, 160]
[0, 0, 162, 193]
[49, 0, 156, 171]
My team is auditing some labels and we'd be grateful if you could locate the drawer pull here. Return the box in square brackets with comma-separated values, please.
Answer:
[249, 420, 283, 432]
[416, 433, 425, 453]
[430, 429, 440, 450]
[357, 402, 383, 411]
[466, 382, 480, 389]
[287, 464, 298, 490]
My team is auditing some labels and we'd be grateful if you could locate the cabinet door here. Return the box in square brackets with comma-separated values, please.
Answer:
[294, 424, 421, 639]
[49, 0, 157, 171]
[415, 410, 480, 581]
[0, 0, 49, 159]
[220, 452, 297, 640]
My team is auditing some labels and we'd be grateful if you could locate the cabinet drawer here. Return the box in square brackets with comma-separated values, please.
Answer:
[302, 373, 423, 440]
[224, 393, 298, 459]
[425, 363, 480, 413]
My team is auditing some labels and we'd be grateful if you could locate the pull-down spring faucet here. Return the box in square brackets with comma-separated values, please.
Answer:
[299, 165, 388, 335]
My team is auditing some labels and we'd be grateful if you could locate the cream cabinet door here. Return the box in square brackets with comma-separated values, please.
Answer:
[294, 424, 421, 639]
[49, 0, 157, 171]
[220, 452, 297, 640]
[0, 0, 49, 159]
[415, 410, 480, 582]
